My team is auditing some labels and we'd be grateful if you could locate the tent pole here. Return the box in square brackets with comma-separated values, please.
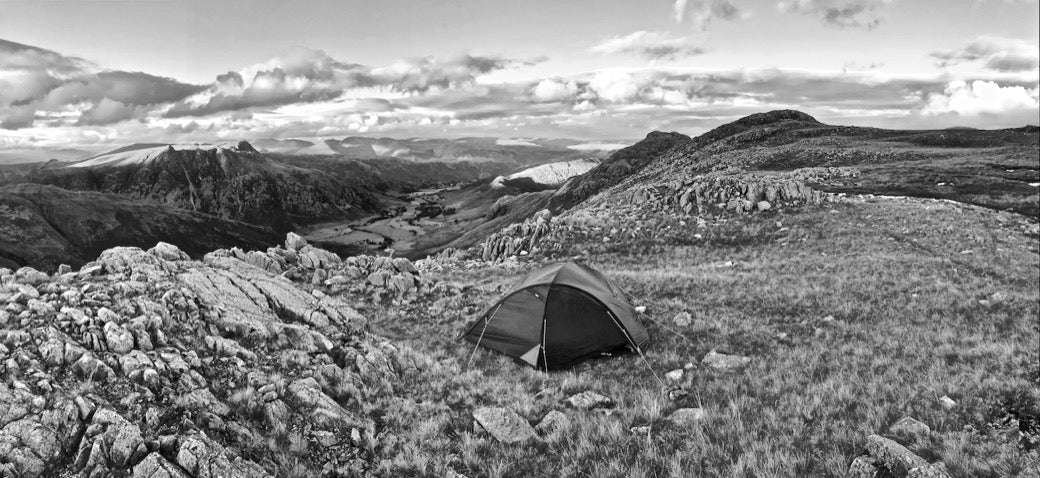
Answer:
[540, 311, 548, 372]
[465, 303, 501, 371]
[606, 309, 667, 389]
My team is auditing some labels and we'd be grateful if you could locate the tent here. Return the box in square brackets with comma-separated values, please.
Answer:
[461, 261, 650, 370]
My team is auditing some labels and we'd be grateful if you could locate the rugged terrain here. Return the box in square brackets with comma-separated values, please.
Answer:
[0, 110, 1037, 477]
[0, 184, 281, 271]
[22, 142, 375, 231]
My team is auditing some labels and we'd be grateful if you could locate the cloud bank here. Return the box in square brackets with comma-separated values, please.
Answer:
[1, 35, 1037, 151]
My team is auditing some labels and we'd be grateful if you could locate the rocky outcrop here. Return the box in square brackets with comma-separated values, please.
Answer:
[0, 238, 413, 476]
[479, 214, 554, 262]
[621, 169, 857, 214]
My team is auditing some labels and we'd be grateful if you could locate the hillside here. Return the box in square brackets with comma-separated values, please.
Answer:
[0, 184, 282, 270]
[23, 142, 376, 231]
[546, 131, 690, 213]
[591, 110, 1039, 217]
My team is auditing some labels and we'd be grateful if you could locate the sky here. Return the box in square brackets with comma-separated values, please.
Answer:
[0, 0, 1038, 153]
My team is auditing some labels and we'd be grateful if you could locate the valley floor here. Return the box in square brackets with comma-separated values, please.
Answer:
[353, 195, 1039, 477]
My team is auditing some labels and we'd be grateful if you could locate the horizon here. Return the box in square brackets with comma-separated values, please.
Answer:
[1, 0, 1038, 155]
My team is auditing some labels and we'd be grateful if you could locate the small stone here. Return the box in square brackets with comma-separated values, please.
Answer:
[664, 369, 684, 383]
[756, 200, 772, 211]
[938, 396, 956, 410]
[565, 391, 614, 410]
[634, 306, 647, 314]
[471, 407, 537, 444]
[630, 425, 651, 436]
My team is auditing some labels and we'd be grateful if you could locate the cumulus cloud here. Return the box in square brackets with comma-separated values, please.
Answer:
[777, 0, 892, 29]
[922, 80, 1039, 116]
[590, 31, 706, 61]
[673, 0, 742, 30]
[932, 36, 1040, 72]
[532, 79, 579, 102]
[0, 39, 205, 129]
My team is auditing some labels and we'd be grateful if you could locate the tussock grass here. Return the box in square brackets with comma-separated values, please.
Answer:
[361, 197, 1038, 477]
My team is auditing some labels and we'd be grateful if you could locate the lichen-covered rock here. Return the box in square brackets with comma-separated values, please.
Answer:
[472, 407, 537, 444]
[865, 434, 929, 477]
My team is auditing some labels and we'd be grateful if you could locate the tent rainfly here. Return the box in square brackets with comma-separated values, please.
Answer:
[461, 261, 650, 370]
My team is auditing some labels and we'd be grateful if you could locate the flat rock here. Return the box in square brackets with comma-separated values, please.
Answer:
[667, 408, 706, 425]
[701, 350, 751, 371]
[534, 410, 569, 435]
[565, 391, 614, 410]
[472, 407, 537, 444]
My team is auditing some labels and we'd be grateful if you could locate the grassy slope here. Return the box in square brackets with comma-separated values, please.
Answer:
[351, 197, 1038, 478]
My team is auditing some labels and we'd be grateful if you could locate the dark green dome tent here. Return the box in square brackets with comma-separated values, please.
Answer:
[461, 261, 650, 370]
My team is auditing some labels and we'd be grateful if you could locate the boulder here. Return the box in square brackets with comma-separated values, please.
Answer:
[472, 407, 537, 444]
[104, 322, 135, 354]
[864, 435, 928, 477]
[392, 257, 418, 275]
[285, 232, 308, 251]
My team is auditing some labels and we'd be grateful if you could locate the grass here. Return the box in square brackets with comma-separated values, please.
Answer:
[343, 195, 1039, 478]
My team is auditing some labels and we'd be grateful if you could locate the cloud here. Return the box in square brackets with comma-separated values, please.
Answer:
[164, 48, 528, 118]
[590, 31, 706, 61]
[932, 36, 1040, 72]
[1, 38, 205, 128]
[532, 79, 579, 102]
[777, 0, 892, 29]
[922, 80, 1039, 116]
[673, 0, 742, 30]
